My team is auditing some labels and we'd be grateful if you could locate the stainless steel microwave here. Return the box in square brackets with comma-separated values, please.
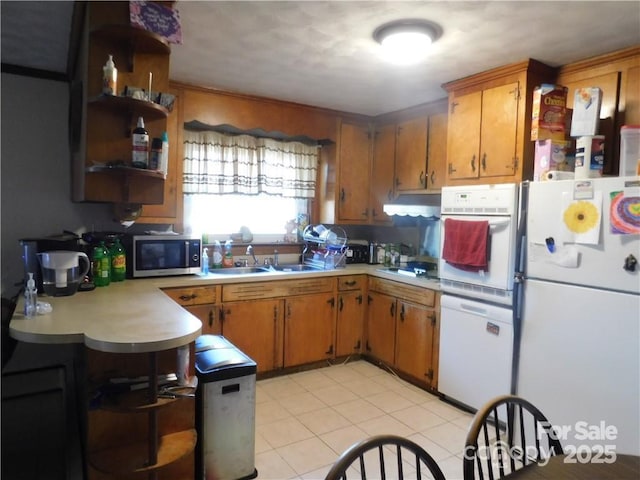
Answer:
[123, 235, 201, 278]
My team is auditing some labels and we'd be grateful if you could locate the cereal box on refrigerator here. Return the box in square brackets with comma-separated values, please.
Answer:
[570, 87, 602, 137]
[531, 84, 568, 141]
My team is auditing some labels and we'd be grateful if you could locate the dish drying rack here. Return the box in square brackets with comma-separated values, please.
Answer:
[301, 225, 348, 270]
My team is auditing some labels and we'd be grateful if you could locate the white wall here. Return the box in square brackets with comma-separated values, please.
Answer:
[0, 73, 120, 296]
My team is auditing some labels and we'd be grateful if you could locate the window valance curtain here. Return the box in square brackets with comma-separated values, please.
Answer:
[183, 129, 319, 198]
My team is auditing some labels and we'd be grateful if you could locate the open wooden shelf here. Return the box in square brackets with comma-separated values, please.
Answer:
[89, 429, 197, 474]
[88, 95, 169, 121]
[91, 24, 171, 54]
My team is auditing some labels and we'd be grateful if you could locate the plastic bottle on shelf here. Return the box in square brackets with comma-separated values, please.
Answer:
[211, 241, 223, 269]
[222, 240, 234, 268]
[102, 54, 117, 96]
[24, 272, 37, 318]
[160, 131, 169, 178]
[132, 116, 149, 168]
[110, 238, 126, 282]
[92, 241, 111, 287]
[149, 137, 162, 170]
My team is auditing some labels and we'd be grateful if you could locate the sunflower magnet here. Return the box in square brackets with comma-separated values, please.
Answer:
[561, 192, 602, 244]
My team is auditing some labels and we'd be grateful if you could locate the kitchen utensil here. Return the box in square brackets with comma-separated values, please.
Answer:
[37, 251, 90, 297]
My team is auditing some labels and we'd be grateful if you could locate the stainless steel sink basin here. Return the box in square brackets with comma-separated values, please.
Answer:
[271, 264, 322, 272]
[210, 266, 271, 275]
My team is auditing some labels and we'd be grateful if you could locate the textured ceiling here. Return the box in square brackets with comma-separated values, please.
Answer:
[2, 1, 640, 116]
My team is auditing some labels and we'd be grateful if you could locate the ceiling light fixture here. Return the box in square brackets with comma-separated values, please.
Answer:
[373, 19, 442, 65]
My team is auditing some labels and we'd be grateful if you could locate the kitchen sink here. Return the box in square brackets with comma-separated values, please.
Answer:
[210, 266, 271, 275]
[271, 264, 321, 272]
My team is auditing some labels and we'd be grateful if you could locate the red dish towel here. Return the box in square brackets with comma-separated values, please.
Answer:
[442, 218, 490, 272]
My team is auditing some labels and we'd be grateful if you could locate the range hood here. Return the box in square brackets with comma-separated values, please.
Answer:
[383, 193, 441, 218]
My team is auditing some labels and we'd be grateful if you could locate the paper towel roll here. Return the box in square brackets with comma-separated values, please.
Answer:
[544, 170, 575, 181]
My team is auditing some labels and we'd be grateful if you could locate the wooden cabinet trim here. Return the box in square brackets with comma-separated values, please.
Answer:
[368, 277, 436, 307]
[222, 277, 334, 301]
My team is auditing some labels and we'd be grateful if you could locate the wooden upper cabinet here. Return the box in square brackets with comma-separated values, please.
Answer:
[73, 1, 171, 205]
[426, 112, 448, 190]
[370, 123, 396, 224]
[395, 116, 428, 191]
[447, 82, 519, 180]
[444, 59, 557, 185]
[337, 120, 372, 223]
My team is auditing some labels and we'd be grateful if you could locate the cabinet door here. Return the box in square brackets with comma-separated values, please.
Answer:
[426, 112, 448, 190]
[221, 299, 283, 373]
[336, 290, 365, 357]
[395, 116, 428, 191]
[370, 123, 396, 224]
[394, 300, 436, 385]
[366, 291, 396, 365]
[284, 293, 336, 367]
[338, 122, 371, 222]
[447, 91, 482, 180]
[139, 86, 183, 224]
[480, 82, 519, 177]
[186, 304, 220, 335]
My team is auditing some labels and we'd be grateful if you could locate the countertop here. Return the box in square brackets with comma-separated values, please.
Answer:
[9, 264, 440, 354]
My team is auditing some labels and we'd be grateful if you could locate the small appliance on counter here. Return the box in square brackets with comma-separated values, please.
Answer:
[121, 234, 201, 278]
[345, 241, 369, 264]
[20, 233, 82, 293]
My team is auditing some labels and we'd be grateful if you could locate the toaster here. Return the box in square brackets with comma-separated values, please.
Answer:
[345, 244, 369, 264]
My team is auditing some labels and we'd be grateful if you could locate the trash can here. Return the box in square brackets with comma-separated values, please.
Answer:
[195, 335, 257, 480]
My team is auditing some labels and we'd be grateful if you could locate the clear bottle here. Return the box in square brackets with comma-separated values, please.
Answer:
[222, 240, 234, 268]
[110, 238, 126, 282]
[159, 131, 169, 178]
[149, 137, 162, 170]
[202, 248, 209, 275]
[24, 272, 37, 318]
[132, 116, 149, 168]
[102, 54, 118, 96]
[211, 241, 223, 269]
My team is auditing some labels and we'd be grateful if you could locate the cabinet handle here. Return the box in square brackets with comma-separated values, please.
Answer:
[356, 294, 363, 305]
[339, 296, 344, 312]
[419, 171, 425, 187]
[365, 340, 372, 352]
[361, 208, 368, 217]
[325, 344, 334, 356]
[395, 177, 401, 187]
[354, 340, 361, 350]
[179, 294, 196, 301]
[219, 307, 225, 323]
[430, 170, 435, 185]
[481, 153, 487, 171]
[387, 189, 393, 201]
[448, 163, 456, 174]
[340, 188, 346, 202]
[372, 209, 377, 217]
[345, 280, 356, 286]
[327, 297, 335, 308]
[287, 304, 291, 318]
[450, 101, 459, 114]
[471, 155, 476, 172]
[400, 304, 405, 322]
[208, 309, 214, 327]
[390, 302, 395, 317]
[513, 156, 519, 170]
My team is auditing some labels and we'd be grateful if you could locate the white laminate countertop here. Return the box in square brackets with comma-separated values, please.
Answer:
[9, 264, 440, 354]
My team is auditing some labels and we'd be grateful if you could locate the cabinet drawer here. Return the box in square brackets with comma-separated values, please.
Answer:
[163, 285, 220, 306]
[223, 277, 334, 301]
[338, 275, 366, 291]
[369, 277, 435, 306]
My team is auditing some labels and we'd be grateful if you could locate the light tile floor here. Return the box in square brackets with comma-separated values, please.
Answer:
[254, 359, 473, 479]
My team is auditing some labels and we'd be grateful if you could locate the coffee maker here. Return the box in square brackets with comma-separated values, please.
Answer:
[20, 233, 81, 293]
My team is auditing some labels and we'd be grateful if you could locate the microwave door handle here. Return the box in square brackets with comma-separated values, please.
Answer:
[184, 241, 190, 266]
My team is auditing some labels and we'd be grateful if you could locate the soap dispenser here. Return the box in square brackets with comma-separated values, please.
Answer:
[24, 272, 37, 318]
[102, 54, 118, 95]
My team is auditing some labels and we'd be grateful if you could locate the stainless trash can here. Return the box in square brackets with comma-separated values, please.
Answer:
[195, 335, 257, 480]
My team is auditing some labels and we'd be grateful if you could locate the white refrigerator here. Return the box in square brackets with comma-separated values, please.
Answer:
[518, 176, 640, 455]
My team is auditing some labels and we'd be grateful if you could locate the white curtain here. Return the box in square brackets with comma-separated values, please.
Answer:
[183, 130, 318, 198]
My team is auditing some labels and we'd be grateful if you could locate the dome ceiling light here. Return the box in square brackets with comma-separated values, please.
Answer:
[373, 19, 442, 65]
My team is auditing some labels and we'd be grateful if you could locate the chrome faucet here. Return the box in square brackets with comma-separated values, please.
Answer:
[246, 245, 259, 265]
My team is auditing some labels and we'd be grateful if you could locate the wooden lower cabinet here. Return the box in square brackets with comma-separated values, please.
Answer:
[394, 299, 438, 386]
[366, 291, 396, 365]
[163, 285, 221, 336]
[366, 278, 440, 390]
[336, 275, 367, 357]
[284, 293, 336, 367]
[220, 298, 283, 373]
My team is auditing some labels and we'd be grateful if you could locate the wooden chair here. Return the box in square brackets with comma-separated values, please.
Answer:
[324, 434, 446, 480]
[463, 394, 564, 480]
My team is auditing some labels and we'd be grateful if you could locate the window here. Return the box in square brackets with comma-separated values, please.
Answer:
[182, 129, 317, 241]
